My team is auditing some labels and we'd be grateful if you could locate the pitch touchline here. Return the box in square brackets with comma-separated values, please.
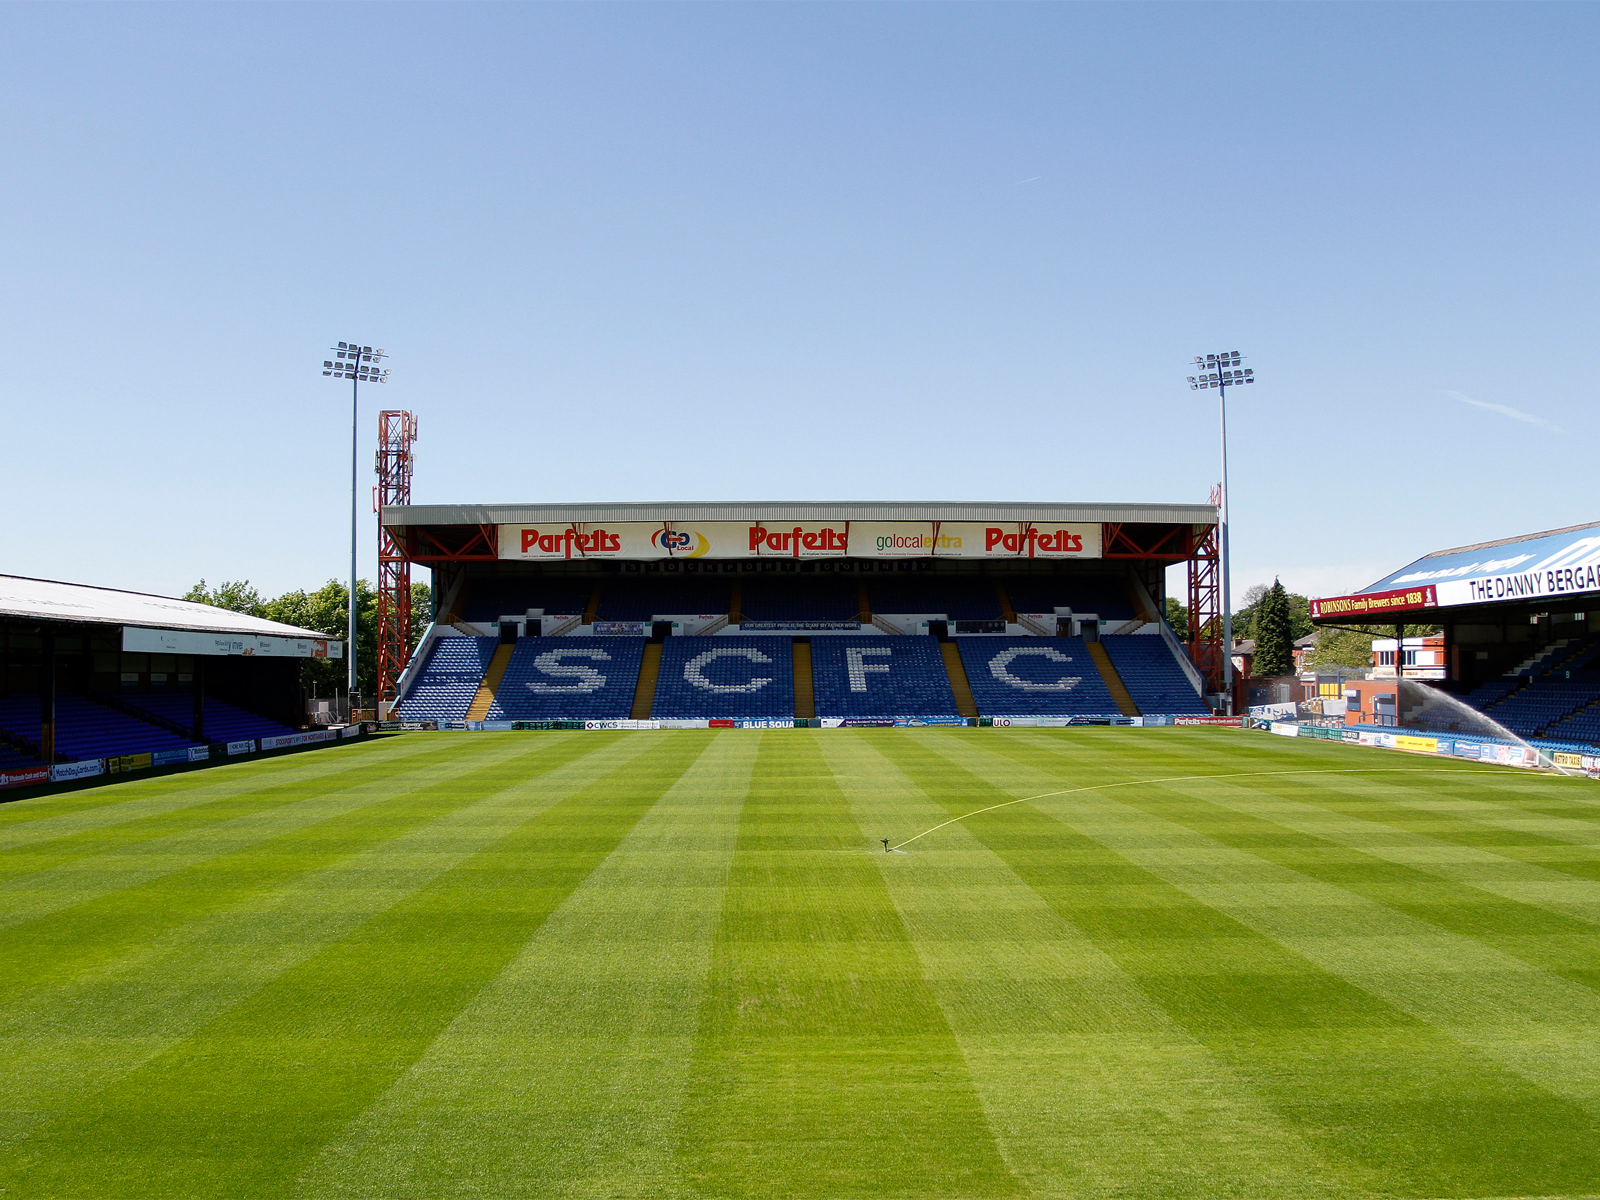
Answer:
[887, 767, 1473, 850]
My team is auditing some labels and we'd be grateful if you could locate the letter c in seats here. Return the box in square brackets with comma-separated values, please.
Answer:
[685, 646, 773, 694]
[988, 646, 1080, 692]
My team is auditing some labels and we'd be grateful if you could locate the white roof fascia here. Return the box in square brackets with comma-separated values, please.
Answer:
[0, 575, 335, 640]
[382, 500, 1217, 526]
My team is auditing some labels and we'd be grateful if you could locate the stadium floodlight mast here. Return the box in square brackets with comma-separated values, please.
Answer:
[323, 342, 391, 707]
[1186, 352, 1255, 704]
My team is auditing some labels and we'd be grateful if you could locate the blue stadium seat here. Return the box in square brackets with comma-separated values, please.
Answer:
[652, 636, 794, 720]
[598, 577, 731, 621]
[457, 579, 592, 623]
[741, 579, 858, 624]
[809, 636, 960, 720]
[122, 693, 298, 741]
[956, 637, 1118, 717]
[0, 693, 200, 761]
[1005, 579, 1138, 621]
[1483, 675, 1600, 737]
[1101, 635, 1211, 715]
[0, 737, 42, 770]
[868, 578, 1001, 620]
[397, 637, 498, 721]
[487, 637, 644, 720]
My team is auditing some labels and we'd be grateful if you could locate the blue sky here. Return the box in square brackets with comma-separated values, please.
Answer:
[2, 3, 1594, 606]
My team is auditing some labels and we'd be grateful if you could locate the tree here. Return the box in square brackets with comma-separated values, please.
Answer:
[409, 581, 433, 646]
[182, 579, 264, 616]
[1236, 582, 1313, 643]
[1252, 578, 1295, 676]
[1304, 621, 1442, 672]
[1304, 627, 1374, 670]
[1163, 596, 1189, 641]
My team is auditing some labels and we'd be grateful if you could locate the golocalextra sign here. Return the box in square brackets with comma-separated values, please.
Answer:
[498, 521, 1102, 562]
[1310, 586, 1437, 621]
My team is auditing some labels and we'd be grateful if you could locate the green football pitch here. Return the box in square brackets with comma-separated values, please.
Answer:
[3, 728, 1600, 1199]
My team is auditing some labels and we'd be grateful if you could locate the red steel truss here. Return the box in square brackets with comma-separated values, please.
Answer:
[374, 411, 419, 709]
[1187, 522, 1224, 694]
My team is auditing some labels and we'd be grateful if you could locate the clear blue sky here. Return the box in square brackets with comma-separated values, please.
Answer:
[3, 3, 1595, 607]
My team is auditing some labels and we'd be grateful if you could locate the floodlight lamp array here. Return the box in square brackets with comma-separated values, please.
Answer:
[1186, 351, 1254, 390]
[322, 341, 391, 382]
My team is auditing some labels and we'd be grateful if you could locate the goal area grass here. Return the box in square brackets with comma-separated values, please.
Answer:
[2, 726, 1600, 1199]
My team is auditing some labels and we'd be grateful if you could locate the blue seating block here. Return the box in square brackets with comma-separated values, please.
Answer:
[0, 693, 199, 761]
[123, 693, 298, 741]
[458, 580, 591, 622]
[398, 637, 498, 721]
[868, 579, 1001, 620]
[957, 637, 1118, 717]
[1101, 635, 1210, 715]
[653, 636, 794, 720]
[598, 578, 731, 621]
[488, 637, 644, 720]
[1005, 579, 1137, 621]
[810, 636, 960, 719]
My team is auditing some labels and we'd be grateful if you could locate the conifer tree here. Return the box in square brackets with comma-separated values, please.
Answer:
[1252, 577, 1296, 677]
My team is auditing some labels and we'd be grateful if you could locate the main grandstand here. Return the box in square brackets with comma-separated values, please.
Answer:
[0, 574, 341, 784]
[1310, 520, 1600, 753]
[383, 501, 1223, 725]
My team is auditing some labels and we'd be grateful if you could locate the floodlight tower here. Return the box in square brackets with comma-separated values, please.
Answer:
[323, 342, 391, 704]
[1186, 352, 1255, 702]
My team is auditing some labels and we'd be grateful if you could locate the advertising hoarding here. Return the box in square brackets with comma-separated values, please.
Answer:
[123, 627, 340, 659]
[497, 520, 1103, 562]
[1310, 586, 1438, 621]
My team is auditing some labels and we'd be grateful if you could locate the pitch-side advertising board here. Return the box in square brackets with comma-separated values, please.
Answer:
[499, 521, 1102, 562]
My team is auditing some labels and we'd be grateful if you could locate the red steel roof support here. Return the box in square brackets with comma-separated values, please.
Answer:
[374, 411, 418, 709]
[1187, 523, 1224, 696]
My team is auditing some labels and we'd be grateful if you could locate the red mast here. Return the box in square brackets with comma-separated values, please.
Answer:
[374, 410, 418, 715]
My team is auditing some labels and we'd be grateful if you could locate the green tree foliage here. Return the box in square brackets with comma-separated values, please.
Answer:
[186, 577, 432, 698]
[1252, 578, 1296, 676]
[1303, 622, 1441, 672]
[1304, 627, 1374, 670]
[181, 580, 264, 615]
[1163, 596, 1189, 641]
[1236, 582, 1312, 642]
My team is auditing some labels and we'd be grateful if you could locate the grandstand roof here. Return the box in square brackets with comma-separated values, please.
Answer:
[1310, 520, 1600, 622]
[385, 500, 1216, 525]
[0, 575, 333, 639]
[1368, 520, 1600, 588]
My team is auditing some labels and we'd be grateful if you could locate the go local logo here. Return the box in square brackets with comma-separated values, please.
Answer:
[651, 528, 711, 557]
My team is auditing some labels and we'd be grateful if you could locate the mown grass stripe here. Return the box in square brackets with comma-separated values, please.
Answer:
[0, 735, 582, 936]
[297, 730, 757, 1199]
[0, 732, 659, 1175]
[0, 734, 452, 847]
[0, 735, 482, 883]
[0, 734, 596, 1000]
[674, 732, 1020, 1199]
[820, 731, 1362, 1200]
[900, 731, 1600, 1200]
